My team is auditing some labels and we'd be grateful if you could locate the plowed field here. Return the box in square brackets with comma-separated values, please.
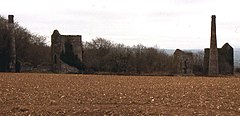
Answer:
[0, 73, 240, 115]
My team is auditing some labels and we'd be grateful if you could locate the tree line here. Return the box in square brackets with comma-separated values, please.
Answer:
[0, 15, 204, 74]
[83, 38, 204, 75]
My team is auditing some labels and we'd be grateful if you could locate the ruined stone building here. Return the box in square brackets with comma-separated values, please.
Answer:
[173, 49, 193, 75]
[0, 15, 16, 72]
[204, 43, 234, 75]
[204, 15, 234, 75]
[51, 30, 83, 73]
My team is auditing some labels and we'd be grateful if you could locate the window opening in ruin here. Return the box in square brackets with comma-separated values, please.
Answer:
[54, 55, 57, 64]
[183, 59, 188, 74]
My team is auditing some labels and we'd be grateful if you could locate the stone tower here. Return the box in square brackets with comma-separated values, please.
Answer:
[8, 15, 16, 72]
[208, 15, 219, 76]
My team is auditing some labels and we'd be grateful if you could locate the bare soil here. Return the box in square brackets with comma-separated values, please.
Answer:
[0, 73, 240, 115]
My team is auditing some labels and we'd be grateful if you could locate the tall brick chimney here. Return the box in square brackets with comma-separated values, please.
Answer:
[208, 15, 219, 76]
[8, 15, 16, 72]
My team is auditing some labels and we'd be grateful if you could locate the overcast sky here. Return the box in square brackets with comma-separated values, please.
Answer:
[1, 0, 240, 49]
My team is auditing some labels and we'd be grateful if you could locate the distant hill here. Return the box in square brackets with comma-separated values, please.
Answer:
[164, 49, 204, 55]
[235, 48, 240, 68]
[164, 48, 240, 68]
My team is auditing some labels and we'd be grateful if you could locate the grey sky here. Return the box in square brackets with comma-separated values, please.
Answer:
[1, 0, 239, 49]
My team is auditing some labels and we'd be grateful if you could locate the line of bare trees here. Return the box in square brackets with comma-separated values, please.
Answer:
[83, 38, 204, 75]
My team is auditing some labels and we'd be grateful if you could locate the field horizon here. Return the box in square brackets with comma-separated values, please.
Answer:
[0, 73, 240, 115]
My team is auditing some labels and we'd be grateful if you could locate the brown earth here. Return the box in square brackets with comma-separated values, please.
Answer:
[0, 73, 240, 115]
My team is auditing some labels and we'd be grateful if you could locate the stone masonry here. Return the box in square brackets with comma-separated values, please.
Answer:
[204, 43, 234, 75]
[204, 15, 234, 75]
[8, 15, 16, 72]
[173, 49, 193, 75]
[208, 15, 219, 76]
[51, 30, 83, 73]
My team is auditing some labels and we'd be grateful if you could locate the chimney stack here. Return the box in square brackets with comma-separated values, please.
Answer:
[8, 15, 16, 72]
[208, 15, 219, 76]
[8, 15, 14, 23]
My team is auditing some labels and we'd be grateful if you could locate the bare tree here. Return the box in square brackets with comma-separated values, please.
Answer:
[193, 51, 204, 75]
[0, 15, 51, 71]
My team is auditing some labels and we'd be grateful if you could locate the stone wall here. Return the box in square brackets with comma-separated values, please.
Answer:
[204, 43, 234, 75]
[51, 30, 83, 73]
[173, 49, 193, 75]
[219, 43, 234, 75]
